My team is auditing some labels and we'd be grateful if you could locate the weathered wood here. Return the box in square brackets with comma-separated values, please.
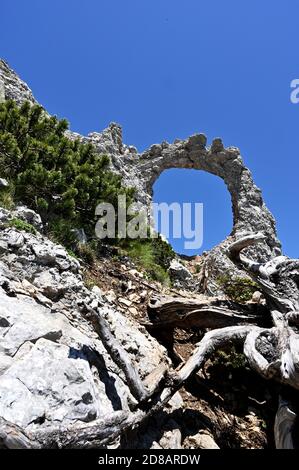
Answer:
[227, 232, 266, 264]
[83, 304, 149, 402]
[243, 328, 278, 379]
[274, 397, 297, 449]
[227, 232, 299, 448]
[148, 295, 262, 329]
[0, 411, 145, 449]
[81, 233, 299, 449]
[174, 325, 253, 384]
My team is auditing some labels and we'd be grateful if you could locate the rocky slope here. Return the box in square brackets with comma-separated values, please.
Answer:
[0, 60, 292, 449]
[0, 206, 273, 449]
[0, 207, 169, 432]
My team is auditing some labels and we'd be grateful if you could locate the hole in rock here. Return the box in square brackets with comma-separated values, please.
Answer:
[153, 169, 232, 256]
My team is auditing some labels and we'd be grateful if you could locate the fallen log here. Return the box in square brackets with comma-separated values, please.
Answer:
[148, 295, 264, 329]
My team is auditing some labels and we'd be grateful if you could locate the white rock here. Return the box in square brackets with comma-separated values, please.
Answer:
[188, 432, 219, 449]
[14, 206, 43, 231]
[0, 178, 9, 188]
[159, 427, 182, 449]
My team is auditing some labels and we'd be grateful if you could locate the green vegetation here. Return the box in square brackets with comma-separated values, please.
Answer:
[66, 248, 78, 260]
[76, 242, 97, 266]
[0, 100, 135, 241]
[0, 100, 174, 277]
[217, 275, 258, 303]
[119, 235, 175, 285]
[213, 346, 247, 370]
[8, 217, 37, 234]
[195, 264, 201, 274]
[0, 186, 15, 210]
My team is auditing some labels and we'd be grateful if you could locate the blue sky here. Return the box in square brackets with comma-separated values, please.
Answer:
[1, 0, 299, 256]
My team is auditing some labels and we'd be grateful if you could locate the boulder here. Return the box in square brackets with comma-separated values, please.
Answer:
[14, 206, 43, 231]
[159, 426, 182, 449]
[168, 259, 193, 288]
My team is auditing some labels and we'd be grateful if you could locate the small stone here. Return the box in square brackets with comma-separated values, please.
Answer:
[251, 291, 263, 303]
[14, 206, 43, 231]
[128, 307, 138, 316]
[91, 285, 102, 298]
[90, 299, 99, 309]
[151, 441, 163, 449]
[140, 290, 147, 301]
[168, 259, 193, 288]
[118, 298, 132, 307]
[128, 293, 139, 302]
[7, 231, 24, 248]
[188, 432, 219, 449]
[105, 290, 117, 303]
[0, 178, 9, 188]
[21, 279, 37, 295]
[168, 392, 184, 410]
[127, 280, 135, 291]
[159, 427, 182, 449]
[129, 269, 143, 278]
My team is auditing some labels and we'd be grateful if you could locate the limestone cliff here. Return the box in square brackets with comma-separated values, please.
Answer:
[0, 60, 297, 450]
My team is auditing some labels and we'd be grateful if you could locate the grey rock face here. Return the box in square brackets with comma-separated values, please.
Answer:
[0, 60, 284, 448]
[0, 210, 169, 434]
[85, 126, 281, 292]
[0, 79, 5, 103]
[0, 60, 36, 106]
[0, 338, 100, 427]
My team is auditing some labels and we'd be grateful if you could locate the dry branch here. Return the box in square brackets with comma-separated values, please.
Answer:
[83, 304, 148, 402]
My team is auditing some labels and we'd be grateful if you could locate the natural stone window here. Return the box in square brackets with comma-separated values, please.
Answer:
[153, 168, 232, 255]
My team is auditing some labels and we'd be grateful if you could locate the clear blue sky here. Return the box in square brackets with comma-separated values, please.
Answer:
[1, 0, 299, 256]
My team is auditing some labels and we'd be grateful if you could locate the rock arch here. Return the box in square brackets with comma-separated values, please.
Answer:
[127, 133, 281, 292]
[136, 134, 280, 257]
[0, 59, 282, 291]
[84, 123, 282, 292]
